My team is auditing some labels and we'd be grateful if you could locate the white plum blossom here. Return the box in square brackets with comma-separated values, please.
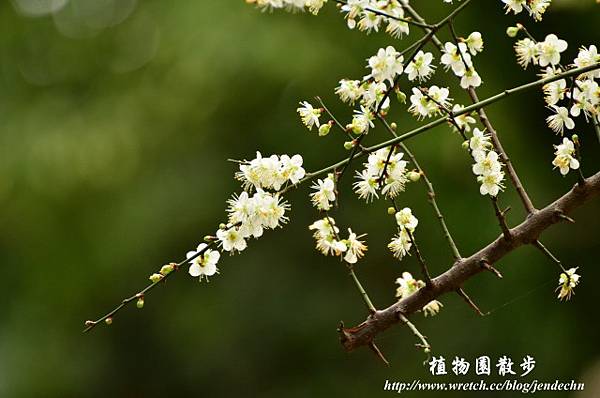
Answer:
[384, 3, 410, 38]
[469, 128, 492, 161]
[570, 79, 599, 119]
[501, 0, 526, 14]
[236, 152, 305, 191]
[573, 45, 600, 79]
[408, 86, 452, 119]
[557, 267, 580, 301]
[546, 105, 574, 135]
[304, 0, 327, 15]
[297, 101, 321, 131]
[367, 46, 404, 84]
[343, 229, 368, 264]
[395, 207, 418, 232]
[310, 174, 336, 211]
[349, 105, 375, 134]
[543, 77, 566, 105]
[452, 104, 476, 133]
[502, 0, 551, 20]
[552, 137, 580, 176]
[217, 227, 247, 253]
[477, 170, 505, 197]
[441, 42, 472, 77]
[335, 79, 363, 104]
[537, 34, 568, 67]
[395, 272, 443, 316]
[514, 38, 538, 69]
[360, 81, 388, 110]
[465, 32, 484, 55]
[353, 147, 409, 201]
[187, 243, 220, 281]
[227, 190, 290, 238]
[308, 217, 347, 256]
[460, 67, 482, 89]
[472, 151, 502, 176]
[404, 51, 436, 82]
[388, 229, 412, 259]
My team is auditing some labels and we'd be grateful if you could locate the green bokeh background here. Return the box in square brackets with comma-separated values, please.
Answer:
[1, 0, 599, 397]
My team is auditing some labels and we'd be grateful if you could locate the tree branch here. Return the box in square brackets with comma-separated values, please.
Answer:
[339, 171, 600, 352]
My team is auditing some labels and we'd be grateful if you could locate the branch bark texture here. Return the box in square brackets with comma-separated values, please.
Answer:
[339, 171, 600, 352]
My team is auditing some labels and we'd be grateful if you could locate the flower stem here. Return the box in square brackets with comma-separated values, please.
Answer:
[348, 266, 377, 314]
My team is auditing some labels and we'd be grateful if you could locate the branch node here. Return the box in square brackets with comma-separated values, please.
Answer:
[480, 260, 503, 279]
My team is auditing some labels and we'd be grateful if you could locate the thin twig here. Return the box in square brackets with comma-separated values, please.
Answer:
[491, 196, 512, 241]
[398, 312, 431, 354]
[407, 230, 433, 287]
[532, 240, 567, 272]
[456, 288, 486, 316]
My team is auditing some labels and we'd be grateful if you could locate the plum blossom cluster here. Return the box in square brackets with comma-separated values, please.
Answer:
[440, 32, 484, 89]
[353, 147, 411, 202]
[388, 207, 418, 260]
[501, 0, 552, 21]
[395, 272, 443, 316]
[468, 128, 505, 196]
[408, 85, 452, 119]
[551, 137, 580, 176]
[308, 217, 367, 264]
[310, 173, 336, 211]
[557, 267, 581, 301]
[246, 0, 328, 15]
[511, 30, 599, 175]
[236, 152, 306, 191]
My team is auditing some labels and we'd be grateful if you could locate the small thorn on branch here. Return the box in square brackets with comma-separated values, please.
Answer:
[456, 288, 486, 316]
[491, 196, 512, 241]
[369, 342, 391, 367]
[556, 211, 575, 224]
[480, 260, 503, 279]
[398, 312, 431, 359]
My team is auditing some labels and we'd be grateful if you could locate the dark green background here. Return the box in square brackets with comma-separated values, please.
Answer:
[0, 0, 598, 396]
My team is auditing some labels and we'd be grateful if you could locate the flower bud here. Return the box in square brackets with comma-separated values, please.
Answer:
[160, 263, 174, 275]
[408, 171, 421, 182]
[136, 298, 145, 309]
[343, 141, 354, 150]
[219, 223, 227, 230]
[387, 207, 396, 215]
[318, 123, 331, 136]
[203, 235, 213, 242]
[462, 140, 469, 150]
[424, 347, 431, 354]
[390, 122, 397, 130]
[105, 317, 113, 325]
[396, 90, 407, 104]
[506, 26, 519, 38]
[149, 273, 163, 283]
[572, 134, 579, 145]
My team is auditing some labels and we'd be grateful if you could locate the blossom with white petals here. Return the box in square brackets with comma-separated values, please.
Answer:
[552, 137, 580, 176]
[217, 227, 247, 253]
[310, 174, 336, 211]
[472, 151, 502, 176]
[477, 170, 505, 197]
[405, 51, 436, 82]
[465, 32, 484, 55]
[353, 147, 409, 201]
[343, 229, 367, 264]
[388, 229, 412, 259]
[395, 207, 418, 232]
[309, 217, 347, 256]
[469, 128, 492, 161]
[367, 46, 404, 83]
[460, 67, 482, 89]
[452, 105, 476, 133]
[297, 101, 321, 131]
[537, 34, 568, 67]
[395, 272, 443, 316]
[236, 152, 305, 191]
[543, 78, 566, 105]
[546, 106, 574, 135]
[573, 45, 600, 79]
[349, 105, 375, 134]
[557, 267, 580, 301]
[441, 42, 472, 77]
[514, 38, 538, 69]
[187, 243, 220, 281]
[335, 79, 363, 104]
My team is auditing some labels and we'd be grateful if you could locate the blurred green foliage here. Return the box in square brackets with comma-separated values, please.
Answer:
[0, 0, 599, 397]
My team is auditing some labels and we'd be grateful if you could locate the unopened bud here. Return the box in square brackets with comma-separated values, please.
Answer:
[318, 123, 331, 136]
[390, 122, 397, 130]
[408, 171, 421, 182]
[204, 235, 213, 242]
[160, 263, 174, 275]
[572, 134, 579, 145]
[149, 273, 163, 283]
[506, 26, 519, 38]
[387, 207, 396, 215]
[462, 140, 469, 150]
[105, 317, 113, 325]
[219, 223, 227, 230]
[396, 90, 407, 104]
[424, 347, 431, 354]
[136, 298, 145, 309]
[343, 141, 354, 150]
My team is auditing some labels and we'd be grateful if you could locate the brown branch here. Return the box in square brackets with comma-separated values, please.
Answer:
[339, 171, 600, 352]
